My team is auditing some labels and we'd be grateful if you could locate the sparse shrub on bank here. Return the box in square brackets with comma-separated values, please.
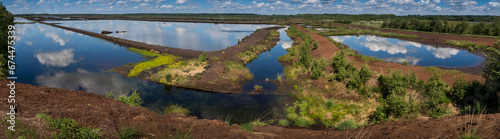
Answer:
[36, 114, 102, 139]
[198, 52, 208, 62]
[164, 104, 190, 115]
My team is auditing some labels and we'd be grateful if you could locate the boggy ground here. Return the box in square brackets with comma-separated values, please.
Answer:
[296, 25, 485, 85]
[1, 80, 499, 138]
[34, 18, 282, 93]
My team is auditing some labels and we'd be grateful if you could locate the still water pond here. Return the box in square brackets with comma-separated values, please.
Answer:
[45, 20, 274, 51]
[329, 35, 483, 67]
[14, 20, 288, 121]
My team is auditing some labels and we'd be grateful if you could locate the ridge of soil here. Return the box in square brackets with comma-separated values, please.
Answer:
[1, 79, 499, 138]
[296, 25, 485, 85]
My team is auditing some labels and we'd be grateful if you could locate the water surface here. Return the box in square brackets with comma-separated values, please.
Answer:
[45, 20, 274, 51]
[329, 35, 483, 67]
[14, 19, 287, 122]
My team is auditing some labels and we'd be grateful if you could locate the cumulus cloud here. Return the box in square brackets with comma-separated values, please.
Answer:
[425, 46, 460, 59]
[361, 36, 408, 55]
[35, 49, 77, 67]
[75, 1, 82, 4]
[160, 5, 173, 8]
[36, 69, 150, 95]
[176, 0, 189, 4]
[385, 56, 421, 65]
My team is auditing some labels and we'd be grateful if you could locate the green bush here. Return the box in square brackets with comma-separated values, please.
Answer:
[384, 95, 409, 117]
[421, 75, 450, 117]
[254, 85, 263, 92]
[294, 117, 311, 127]
[358, 64, 372, 84]
[240, 122, 254, 132]
[369, 106, 388, 123]
[334, 120, 359, 131]
[448, 76, 471, 103]
[118, 90, 143, 106]
[310, 60, 324, 80]
[198, 52, 208, 62]
[115, 126, 137, 139]
[38, 114, 101, 139]
[164, 104, 190, 115]
[313, 41, 318, 49]
[278, 119, 290, 126]
[299, 43, 312, 68]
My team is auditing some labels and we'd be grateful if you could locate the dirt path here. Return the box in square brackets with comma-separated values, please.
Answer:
[1, 80, 499, 138]
[297, 25, 485, 85]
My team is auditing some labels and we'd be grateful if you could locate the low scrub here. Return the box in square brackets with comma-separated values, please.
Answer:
[107, 90, 143, 106]
[164, 104, 190, 115]
[36, 114, 101, 139]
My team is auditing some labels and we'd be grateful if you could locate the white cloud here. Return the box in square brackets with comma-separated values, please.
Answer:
[139, 3, 150, 6]
[64, 3, 70, 7]
[157, 0, 167, 3]
[14, 0, 26, 4]
[35, 49, 77, 67]
[75, 1, 82, 4]
[160, 5, 173, 8]
[117, 1, 127, 4]
[37, 0, 46, 5]
[176, 0, 189, 4]
[385, 56, 421, 65]
[388, 0, 415, 5]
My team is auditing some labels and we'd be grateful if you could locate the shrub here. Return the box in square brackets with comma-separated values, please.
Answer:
[286, 113, 298, 121]
[299, 43, 312, 68]
[358, 64, 372, 83]
[313, 41, 318, 49]
[278, 119, 290, 126]
[402, 61, 409, 65]
[165, 73, 173, 83]
[294, 117, 311, 127]
[335, 120, 359, 131]
[198, 52, 208, 62]
[164, 104, 190, 115]
[115, 126, 136, 139]
[106, 90, 116, 99]
[448, 76, 471, 103]
[330, 51, 347, 71]
[369, 106, 388, 123]
[118, 90, 143, 106]
[421, 75, 450, 117]
[311, 60, 323, 80]
[384, 94, 409, 117]
[38, 114, 101, 139]
[254, 85, 263, 92]
[240, 122, 254, 132]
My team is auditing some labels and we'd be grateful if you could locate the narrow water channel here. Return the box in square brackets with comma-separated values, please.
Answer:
[14, 18, 291, 123]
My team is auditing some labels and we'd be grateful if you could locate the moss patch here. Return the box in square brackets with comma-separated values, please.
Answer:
[127, 54, 177, 77]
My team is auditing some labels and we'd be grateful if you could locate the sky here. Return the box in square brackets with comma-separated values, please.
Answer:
[3, 0, 500, 15]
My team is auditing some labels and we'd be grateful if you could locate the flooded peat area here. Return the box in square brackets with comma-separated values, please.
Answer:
[14, 19, 290, 122]
[45, 20, 274, 51]
[329, 35, 484, 67]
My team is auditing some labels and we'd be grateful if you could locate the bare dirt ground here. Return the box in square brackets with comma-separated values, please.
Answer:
[297, 25, 485, 85]
[1, 80, 499, 138]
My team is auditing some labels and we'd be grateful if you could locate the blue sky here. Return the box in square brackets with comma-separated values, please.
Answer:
[4, 0, 500, 15]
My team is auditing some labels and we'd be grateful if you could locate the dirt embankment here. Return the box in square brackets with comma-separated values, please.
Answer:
[296, 25, 485, 85]
[1, 80, 499, 138]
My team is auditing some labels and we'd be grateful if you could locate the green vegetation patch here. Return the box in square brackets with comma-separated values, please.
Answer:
[36, 114, 101, 139]
[106, 90, 144, 106]
[126, 47, 163, 58]
[127, 54, 177, 77]
[164, 104, 190, 115]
